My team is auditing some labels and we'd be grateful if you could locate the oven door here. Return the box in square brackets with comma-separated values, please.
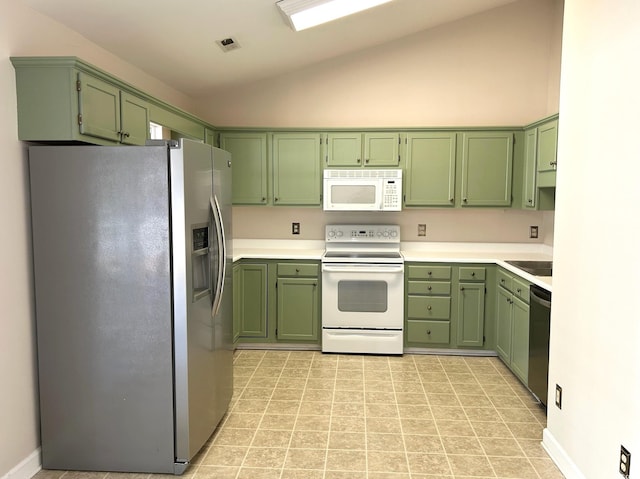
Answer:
[321, 262, 404, 329]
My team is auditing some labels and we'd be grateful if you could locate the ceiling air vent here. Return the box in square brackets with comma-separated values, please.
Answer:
[217, 37, 240, 52]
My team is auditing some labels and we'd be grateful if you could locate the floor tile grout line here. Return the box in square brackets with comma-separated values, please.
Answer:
[277, 350, 313, 479]
[234, 349, 287, 479]
[465, 355, 545, 479]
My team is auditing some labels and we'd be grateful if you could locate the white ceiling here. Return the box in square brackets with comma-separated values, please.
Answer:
[22, 0, 518, 97]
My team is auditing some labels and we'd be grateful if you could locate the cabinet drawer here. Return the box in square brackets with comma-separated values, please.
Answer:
[407, 265, 452, 281]
[406, 320, 450, 344]
[407, 296, 451, 320]
[512, 277, 530, 303]
[497, 269, 513, 291]
[407, 281, 451, 296]
[277, 263, 318, 277]
[459, 267, 486, 281]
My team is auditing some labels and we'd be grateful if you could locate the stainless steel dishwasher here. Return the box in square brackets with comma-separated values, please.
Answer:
[528, 284, 552, 406]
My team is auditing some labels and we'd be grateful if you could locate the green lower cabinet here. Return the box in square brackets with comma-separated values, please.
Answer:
[233, 260, 320, 345]
[456, 282, 485, 347]
[405, 263, 491, 350]
[495, 268, 531, 384]
[235, 263, 268, 338]
[277, 277, 319, 341]
[511, 297, 530, 382]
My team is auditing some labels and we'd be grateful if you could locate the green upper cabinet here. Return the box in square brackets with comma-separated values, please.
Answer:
[522, 127, 538, 208]
[11, 56, 210, 145]
[119, 92, 150, 145]
[404, 132, 456, 206]
[537, 119, 559, 173]
[325, 132, 362, 166]
[220, 132, 269, 205]
[325, 132, 400, 167]
[460, 131, 513, 206]
[272, 133, 322, 206]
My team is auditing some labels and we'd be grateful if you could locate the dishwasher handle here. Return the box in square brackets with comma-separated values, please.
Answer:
[530, 285, 551, 309]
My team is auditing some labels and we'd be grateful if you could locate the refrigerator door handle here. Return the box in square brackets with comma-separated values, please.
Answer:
[210, 195, 226, 318]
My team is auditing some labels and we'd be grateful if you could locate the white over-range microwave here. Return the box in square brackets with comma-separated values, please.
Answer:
[323, 169, 402, 211]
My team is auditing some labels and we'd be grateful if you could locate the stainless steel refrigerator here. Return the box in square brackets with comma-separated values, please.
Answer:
[28, 139, 233, 474]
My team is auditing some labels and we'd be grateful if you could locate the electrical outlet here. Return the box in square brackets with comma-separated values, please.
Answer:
[292, 222, 300, 235]
[555, 384, 562, 409]
[620, 445, 631, 478]
[418, 224, 426, 237]
[530, 225, 539, 238]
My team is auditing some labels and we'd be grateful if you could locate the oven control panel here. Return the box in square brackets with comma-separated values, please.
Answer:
[325, 224, 400, 242]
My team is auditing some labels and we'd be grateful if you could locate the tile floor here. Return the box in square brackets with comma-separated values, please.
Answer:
[34, 350, 566, 479]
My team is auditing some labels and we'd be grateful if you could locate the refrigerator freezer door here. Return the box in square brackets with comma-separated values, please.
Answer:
[172, 140, 232, 466]
[29, 145, 176, 473]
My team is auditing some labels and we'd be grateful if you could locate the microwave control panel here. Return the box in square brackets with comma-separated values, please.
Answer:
[382, 179, 401, 210]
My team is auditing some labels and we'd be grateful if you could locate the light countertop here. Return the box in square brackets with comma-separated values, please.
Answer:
[232, 239, 553, 291]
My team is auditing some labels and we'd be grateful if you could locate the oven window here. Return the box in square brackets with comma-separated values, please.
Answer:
[331, 185, 376, 204]
[337, 280, 387, 312]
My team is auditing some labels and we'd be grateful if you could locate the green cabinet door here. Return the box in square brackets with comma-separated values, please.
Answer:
[537, 119, 558, 173]
[363, 132, 400, 167]
[326, 133, 363, 166]
[277, 277, 319, 341]
[78, 72, 121, 142]
[456, 282, 485, 347]
[237, 263, 268, 338]
[404, 132, 456, 206]
[221, 133, 268, 205]
[495, 287, 512, 362]
[460, 132, 513, 206]
[120, 92, 150, 145]
[272, 133, 321, 206]
[232, 264, 240, 344]
[511, 297, 530, 383]
[522, 127, 538, 208]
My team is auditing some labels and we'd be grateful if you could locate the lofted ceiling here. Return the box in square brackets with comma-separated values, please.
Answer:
[21, 0, 518, 97]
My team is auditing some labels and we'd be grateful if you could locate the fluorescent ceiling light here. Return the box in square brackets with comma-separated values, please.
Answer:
[276, 0, 393, 32]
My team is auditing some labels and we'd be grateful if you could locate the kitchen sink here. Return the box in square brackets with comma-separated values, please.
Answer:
[505, 260, 553, 276]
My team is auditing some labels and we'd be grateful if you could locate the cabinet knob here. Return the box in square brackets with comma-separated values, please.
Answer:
[427, 330, 431, 335]
[274, 197, 279, 202]
[501, 279, 505, 283]
[262, 197, 266, 202]
[463, 198, 468, 203]
[471, 272, 475, 276]
[123, 132, 130, 138]
[517, 288, 521, 293]
[427, 286, 432, 291]
[427, 271, 432, 276]
[460, 287, 465, 291]
[357, 158, 361, 163]
[427, 305, 432, 311]
[365, 159, 369, 164]
[528, 199, 533, 204]
[450, 198, 454, 203]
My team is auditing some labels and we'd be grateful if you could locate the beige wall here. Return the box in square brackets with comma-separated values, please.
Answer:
[0, 2, 199, 478]
[234, 206, 548, 243]
[544, 0, 640, 476]
[198, 0, 562, 128]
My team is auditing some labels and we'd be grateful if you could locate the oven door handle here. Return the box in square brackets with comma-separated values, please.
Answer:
[322, 264, 404, 274]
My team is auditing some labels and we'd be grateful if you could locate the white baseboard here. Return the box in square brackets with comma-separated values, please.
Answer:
[1, 449, 41, 479]
[542, 428, 586, 479]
